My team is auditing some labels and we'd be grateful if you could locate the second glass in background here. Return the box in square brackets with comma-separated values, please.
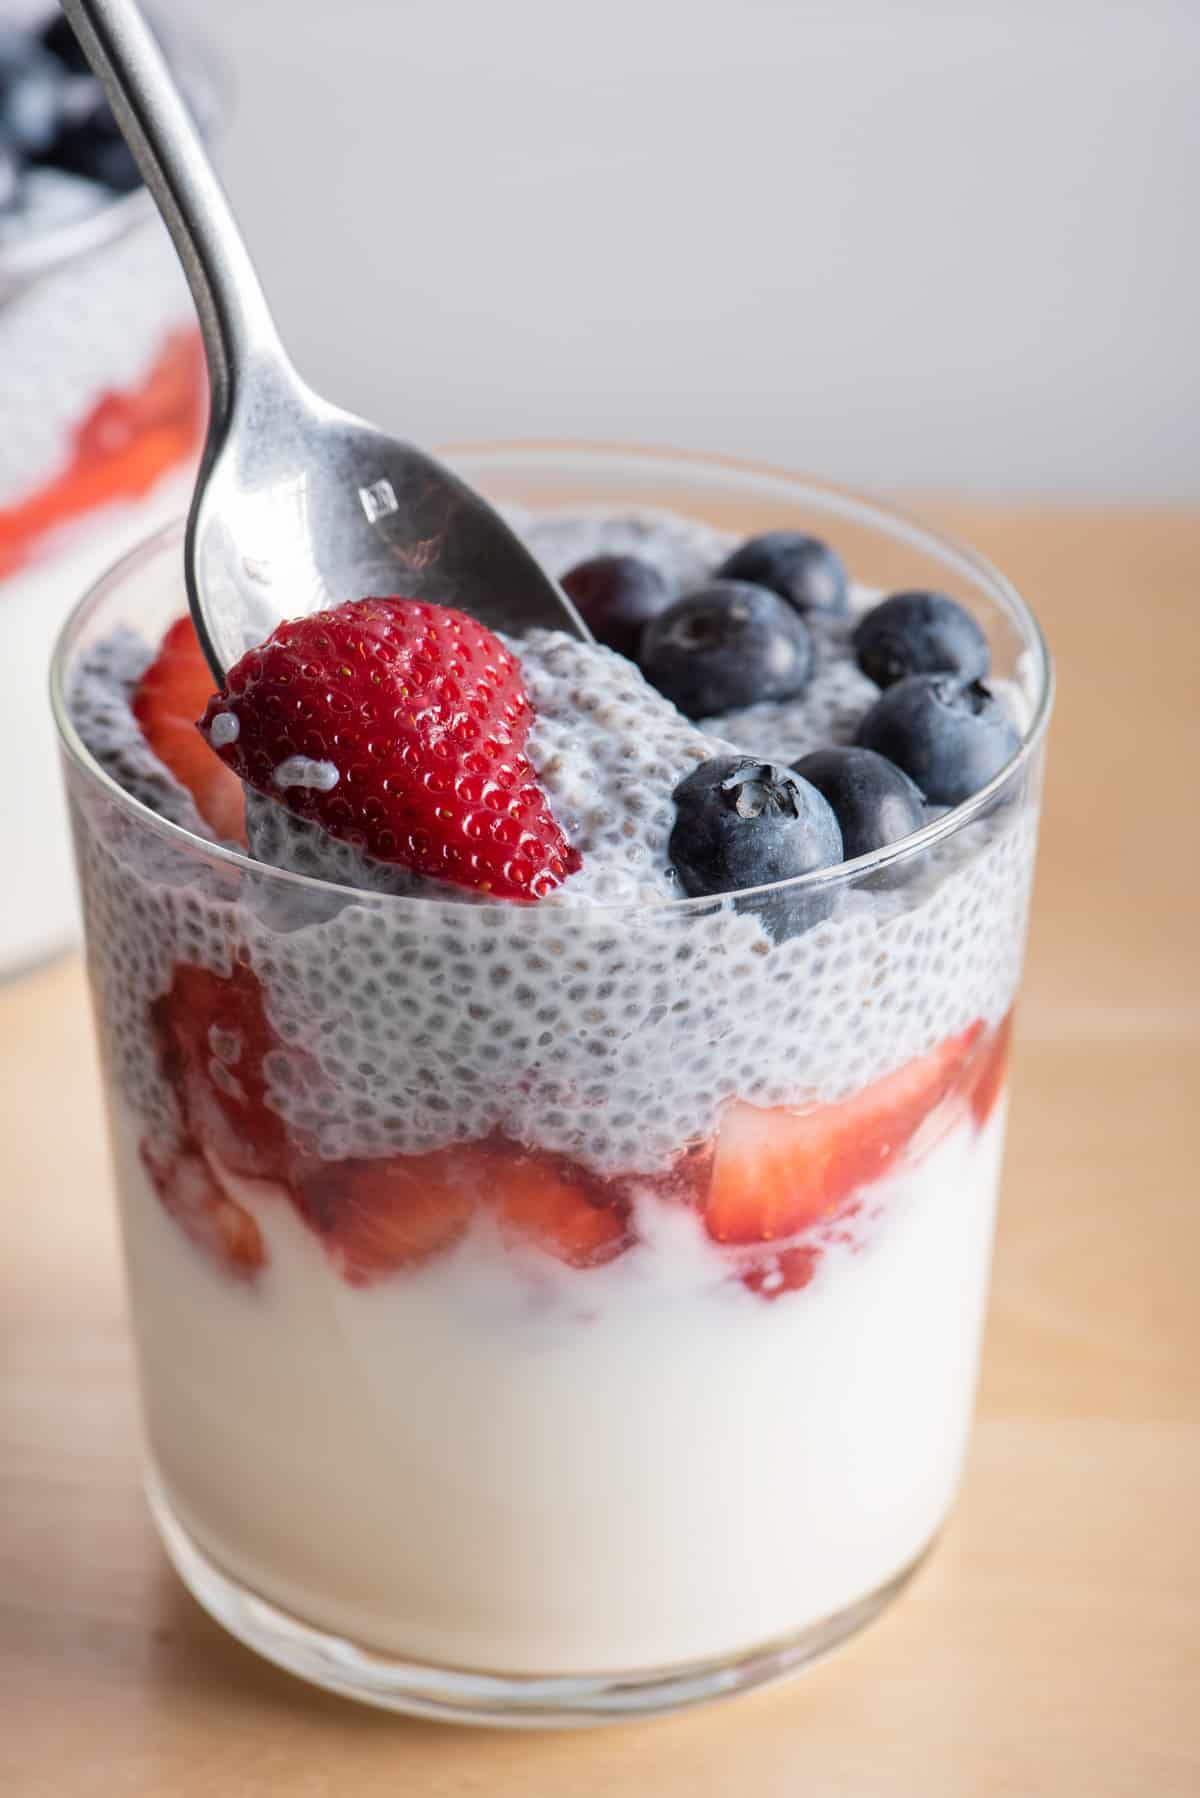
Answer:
[0, 10, 217, 976]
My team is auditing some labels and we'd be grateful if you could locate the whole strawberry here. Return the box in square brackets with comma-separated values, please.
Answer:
[198, 598, 580, 900]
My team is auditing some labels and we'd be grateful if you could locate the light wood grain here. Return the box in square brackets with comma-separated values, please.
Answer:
[1, 505, 1197, 1796]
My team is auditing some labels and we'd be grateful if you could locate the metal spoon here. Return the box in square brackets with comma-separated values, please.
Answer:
[59, 0, 589, 681]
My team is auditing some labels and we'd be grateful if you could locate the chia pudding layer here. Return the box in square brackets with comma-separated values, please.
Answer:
[68, 508, 1037, 1178]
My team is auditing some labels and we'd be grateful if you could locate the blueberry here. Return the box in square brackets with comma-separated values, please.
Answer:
[639, 580, 812, 718]
[560, 554, 672, 661]
[855, 674, 1019, 806]
[853, 589, 989, 688]
[792, 746, 925, 860]
[670, 756, 843, 898]
[0, 43, 62, 158]
[40, 98, 140, 192]
[40, 15, 92, 76]
[0, 134, 19, 210]
[717, 530, 848, 618]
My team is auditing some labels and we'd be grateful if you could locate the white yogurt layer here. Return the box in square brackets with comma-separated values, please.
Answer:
[117, 1098, 1008, 1675]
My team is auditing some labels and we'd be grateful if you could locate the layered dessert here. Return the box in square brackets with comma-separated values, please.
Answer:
[1, 10, 208, 973]
[62, 493, 1044, 1700]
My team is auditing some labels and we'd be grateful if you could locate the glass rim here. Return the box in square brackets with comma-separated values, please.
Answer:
[0, 21, 229, 298]
[50, 443, 1055, 919]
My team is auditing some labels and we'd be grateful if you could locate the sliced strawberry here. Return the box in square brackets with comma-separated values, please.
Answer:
[141, 1137, 265, 1279]
[0, 329, 206, 579]
[704, 1024, 982, 1246]
[966, 1009, 1013, 1128]
[197, 597, 580, 900]
[296, 1140, 631, 1284]
[77, 330, 205, 454]
[704, 1103, 842, 1245]
[815, 1022, 983, 1204]
[488, 1150, 632, 1269]
[150, 960, 296, 1184]
[132, 616, 246, 844]
[298, 1146, 483, 1285]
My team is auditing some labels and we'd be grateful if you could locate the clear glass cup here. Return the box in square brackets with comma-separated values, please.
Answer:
[0, 33, 219, 978]
[52, 446, 1052, 1725]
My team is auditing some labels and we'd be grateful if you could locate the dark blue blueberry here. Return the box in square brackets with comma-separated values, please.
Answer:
[0, 42, 62, 158]
[853, 589, 989, 688]
[0, 134, 19, 210]
[40, 15, 92, 76]
[855, 674, 1019, 806]
[717, 530, 848, 618]
[670, 756, 843, 898]
[791, 746, 925, 860]
[40, 98, 140, 192]
[639, 580, 812, 718]
[560, 554, 672, 661]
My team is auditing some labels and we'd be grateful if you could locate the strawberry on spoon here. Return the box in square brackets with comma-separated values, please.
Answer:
[198, 596, 580, 901]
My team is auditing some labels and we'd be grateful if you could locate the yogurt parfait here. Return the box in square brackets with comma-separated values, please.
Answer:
[53, 446, 1052, 1724]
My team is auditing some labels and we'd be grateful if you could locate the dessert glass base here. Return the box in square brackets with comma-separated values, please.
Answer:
[150, 1467, 931, 1727]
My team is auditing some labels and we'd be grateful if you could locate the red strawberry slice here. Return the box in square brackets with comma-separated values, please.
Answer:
[966, 1009, 1013, 1128]
[0, 330, 206, 580]
[297, 1140, 632, 1284]
[132, 616, 246, 843]
[704, 1104, 841, 1245]
[815, 1021, 983, 1203]
[298, 1147, 483, 1285]
[487, 1150, 632, 1269]
[198, 597, 581, 901]
[704, 1024, 982, 1246]
[150, 960, 298, 1185]
[141, 1137, 265, 1279]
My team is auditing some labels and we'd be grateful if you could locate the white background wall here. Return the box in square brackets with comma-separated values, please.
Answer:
[166, 0, 1198, 500]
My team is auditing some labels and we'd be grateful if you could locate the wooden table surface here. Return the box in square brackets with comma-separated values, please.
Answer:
[1, 506, 1197, 1797]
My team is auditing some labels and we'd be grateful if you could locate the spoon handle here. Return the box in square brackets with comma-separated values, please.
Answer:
[59, 0, 284, 427]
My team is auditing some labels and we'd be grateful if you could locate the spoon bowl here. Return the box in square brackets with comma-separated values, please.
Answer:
[60, 0, 589, 681]
[189, 362, 591, 672]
